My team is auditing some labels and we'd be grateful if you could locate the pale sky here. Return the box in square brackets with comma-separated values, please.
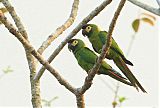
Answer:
[0, 0, 159, 107]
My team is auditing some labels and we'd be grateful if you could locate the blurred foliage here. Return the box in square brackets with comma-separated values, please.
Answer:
[132, 13, 156, 33]
[118, 96, 126, 103]
[2, 66, 13, 73]
[112, 96, 127, 108]
[132, 19, 140, 32]
[127, 12, 156, 55]
[0, 66, 13, 79]
[112, 101, 117, 108]
[141, 17, 154, 26]
[42, 96, 59, 107]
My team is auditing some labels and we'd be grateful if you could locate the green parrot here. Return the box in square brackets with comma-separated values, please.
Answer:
[82, 24, 146, 93]
[68, 39, 133, 86]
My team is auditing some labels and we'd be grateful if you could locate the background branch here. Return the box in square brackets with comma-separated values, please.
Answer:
[156, 0, 160, 7]
[128, 0, 160, 16]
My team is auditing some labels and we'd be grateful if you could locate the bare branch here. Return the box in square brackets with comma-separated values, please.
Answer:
[1, 0, 28, 39]
[128, 0, 160, 16]
[79, 0, 127, 94]
[37, 0, 79, 54]
[1, 0, 42, 107]
[0, 13, 76, 94]
[76, 93, 85, 108]
[34, 0, 113, 82]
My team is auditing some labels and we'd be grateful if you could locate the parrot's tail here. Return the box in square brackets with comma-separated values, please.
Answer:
[107, 69, 134, 86]
[122, 56, 134, 66]
[113, 57, 147, 93]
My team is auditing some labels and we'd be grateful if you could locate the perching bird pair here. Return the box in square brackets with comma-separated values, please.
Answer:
[68, 24, 146, 93]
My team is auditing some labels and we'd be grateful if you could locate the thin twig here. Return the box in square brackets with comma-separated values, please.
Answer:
[126, 9, 141, 56]
[37, 0, 79, 54]
[112, 82, 120, 108]
[33, 0, 113, 82]
[0, 13, 76, 94]
[79, 0, 127, 94]
[128, 0, 160, 16]
[126, 33, 136, 56]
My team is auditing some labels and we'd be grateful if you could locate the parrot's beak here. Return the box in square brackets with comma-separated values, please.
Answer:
[68, 39, 73, 52]
[82, 24, 89, 37]
[68, 43, 72, 52]
[82, 29, 87, 37]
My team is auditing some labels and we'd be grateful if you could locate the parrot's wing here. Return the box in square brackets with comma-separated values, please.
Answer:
[98, 31, 107, 45]
[111, 38, 133, 66]
[98, 31, 126, 59]
[99, 31, 133, 66]
[111, 38, 125, 57]
[80, 47, 98, 64]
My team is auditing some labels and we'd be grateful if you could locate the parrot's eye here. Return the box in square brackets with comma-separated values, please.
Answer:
[71, 40, 78, 46]
[85, 26, 92, 33]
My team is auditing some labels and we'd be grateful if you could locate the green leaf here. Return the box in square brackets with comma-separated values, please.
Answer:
[118, 96, 126, 103]
[0, 7, 8, 13]
[132, 19, 140, 32]
[141, 17, 154, 26]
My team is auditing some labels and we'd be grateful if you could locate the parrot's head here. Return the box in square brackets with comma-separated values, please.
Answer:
[82, 24, 100, 37]
[68, 39, 85, 53]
